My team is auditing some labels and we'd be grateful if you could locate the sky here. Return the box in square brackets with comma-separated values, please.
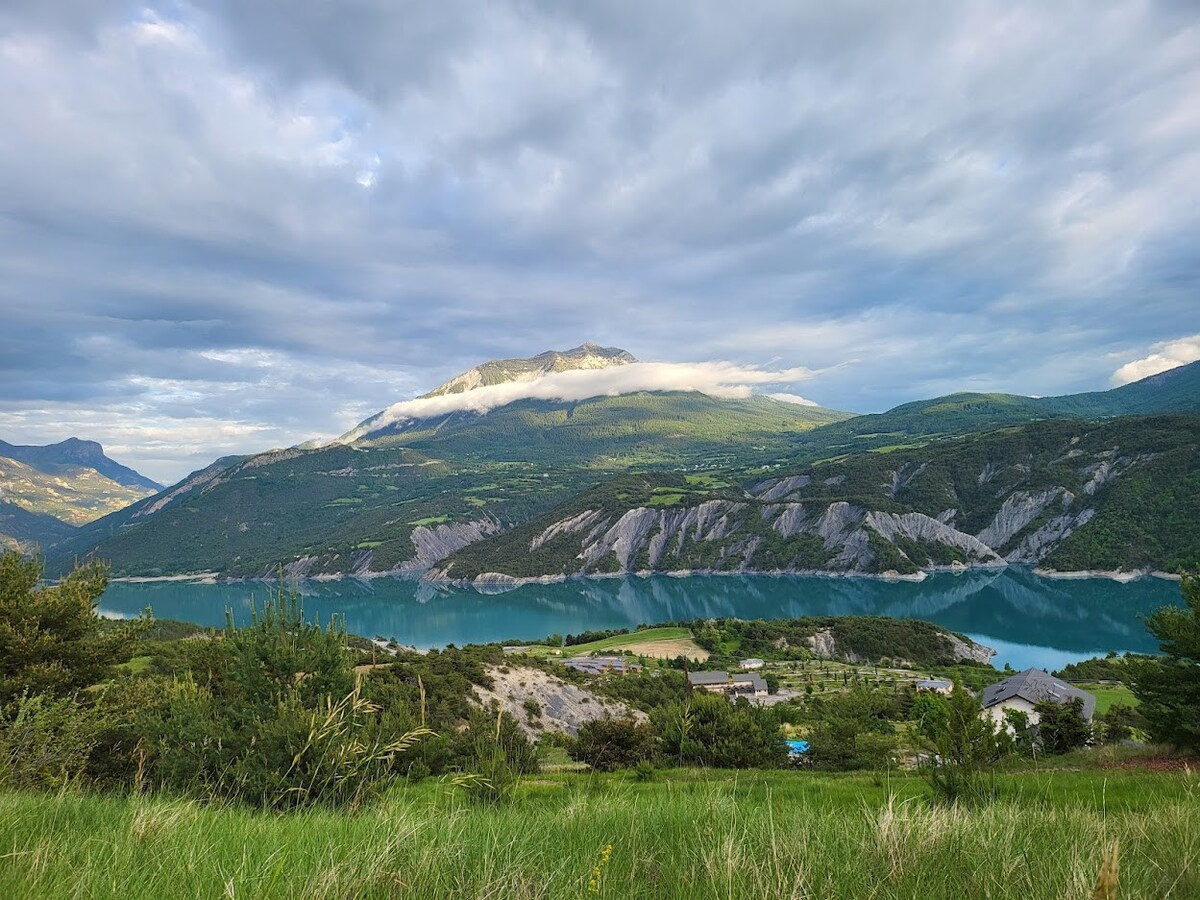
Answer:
[2, 1, 1199, 484]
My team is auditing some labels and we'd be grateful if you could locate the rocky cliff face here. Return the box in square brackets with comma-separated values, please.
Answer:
[435, 418, 1197, 581]
[804, 627, 994, 666]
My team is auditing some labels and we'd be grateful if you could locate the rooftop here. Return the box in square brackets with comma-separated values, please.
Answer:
[688, 671, 730, 686]
[981, 668, 1096, 720]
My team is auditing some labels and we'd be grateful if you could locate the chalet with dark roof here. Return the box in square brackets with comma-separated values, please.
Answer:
[981, 668, 1096, 726]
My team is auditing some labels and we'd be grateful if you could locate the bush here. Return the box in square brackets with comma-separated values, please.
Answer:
[109, 588, 430, 809]
[1132, 573, 1200, 752]
[1098, 704, 1142, 744]
[1033, 698, 1092, 755]
[568, 715, 658, 771]
[921, 685, 1004, 806]
[805, 687, 898, 771]
[453, 706, 539, 776]
[591, 669, 688, 712]
[652, 693, 786, 769]
[0, 693, 98, 791]
[452, 706, 536, 805]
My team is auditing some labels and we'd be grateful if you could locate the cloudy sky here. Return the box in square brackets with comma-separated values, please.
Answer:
[2, 1, 1199, 483]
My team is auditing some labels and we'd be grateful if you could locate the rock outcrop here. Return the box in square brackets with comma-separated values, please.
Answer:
[471, 664, 641, 738]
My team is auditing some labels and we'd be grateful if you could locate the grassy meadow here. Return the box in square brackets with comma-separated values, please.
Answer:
[2, 765, 1197, 900]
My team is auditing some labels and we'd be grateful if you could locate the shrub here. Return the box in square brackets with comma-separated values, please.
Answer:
[921, 685, 1003, 806]
[805, 687, 898, 771]
[99, 588, 431, 809]
[651, 693, 786, 769]
[0, 693, 98, 791]
[452, 706, 534, 805]
[568, 715, 658, 771]
[1098, 704, 1142, 744]
[1033, 698, 1092, 754]
[1132, 573, 1200, 752]
[453, 706, 539, 776]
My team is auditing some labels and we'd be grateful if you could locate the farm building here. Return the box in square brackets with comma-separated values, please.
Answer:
[687, 671, 769, 699]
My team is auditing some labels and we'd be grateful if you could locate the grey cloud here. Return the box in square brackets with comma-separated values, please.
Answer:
[1, 1, 1198, 479]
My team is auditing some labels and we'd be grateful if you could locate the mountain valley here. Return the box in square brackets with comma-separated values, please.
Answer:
[18, 348, 1200, 582]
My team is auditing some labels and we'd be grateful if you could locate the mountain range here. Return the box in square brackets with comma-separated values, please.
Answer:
[17, 344, 1200, 580]
[0, 439, 162, 552]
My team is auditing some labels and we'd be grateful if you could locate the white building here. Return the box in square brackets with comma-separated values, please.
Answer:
[980, 668, 1095, 728]
[740, 658, 765, 671]
[916, 679, 953, 695]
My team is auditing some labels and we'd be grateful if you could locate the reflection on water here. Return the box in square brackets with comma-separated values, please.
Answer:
[97, 568, 1182, 670]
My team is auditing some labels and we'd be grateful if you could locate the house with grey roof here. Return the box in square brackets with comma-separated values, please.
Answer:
[981, 668, 1096, 727]
[688, 671, 731, 689]
[688, 671, 769, 699]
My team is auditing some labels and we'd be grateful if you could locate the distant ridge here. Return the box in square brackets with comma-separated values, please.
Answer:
[780, 360, 1200, 460]
[0, 438, 162, 492]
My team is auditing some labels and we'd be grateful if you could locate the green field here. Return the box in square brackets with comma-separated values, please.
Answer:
[525, 627, 692, 657]
[1, 767, 1196, 899]
[1071, 682, 1139, 715]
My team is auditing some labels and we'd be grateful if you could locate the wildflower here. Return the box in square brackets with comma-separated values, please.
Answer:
[588, 843, 614, 894]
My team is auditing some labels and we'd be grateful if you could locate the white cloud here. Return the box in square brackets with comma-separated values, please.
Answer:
[340, 361, 819, 442]
[766, 392, 819, 407]
[1111, 334, 1200, 386]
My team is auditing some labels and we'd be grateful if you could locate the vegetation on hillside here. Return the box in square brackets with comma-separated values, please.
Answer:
[440, 415, 1200, 579]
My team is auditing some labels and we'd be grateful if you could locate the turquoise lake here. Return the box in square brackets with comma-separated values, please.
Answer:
[96, 568, 1183, 671]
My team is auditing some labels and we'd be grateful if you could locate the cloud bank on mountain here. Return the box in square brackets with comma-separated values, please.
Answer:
[341, 361, 819, 442]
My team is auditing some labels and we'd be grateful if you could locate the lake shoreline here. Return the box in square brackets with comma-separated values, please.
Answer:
[108, 562, 1185, 588]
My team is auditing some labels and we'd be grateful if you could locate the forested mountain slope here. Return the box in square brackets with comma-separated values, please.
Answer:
[435, 416, 1200, 581]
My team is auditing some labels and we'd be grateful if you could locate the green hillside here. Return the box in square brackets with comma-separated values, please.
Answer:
[438, 415, 1200, 580]
[780, 361, 1200, 463]
[367, 392, 851, 467]
[0, 500, 76, 551]
[1037, 360, 1200, 417]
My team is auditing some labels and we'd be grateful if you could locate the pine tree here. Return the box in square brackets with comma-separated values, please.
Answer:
[1132, 573, 1200, 751]
[0, 552, 142, 708]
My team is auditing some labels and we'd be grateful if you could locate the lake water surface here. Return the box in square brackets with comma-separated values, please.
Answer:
[96, 568, 1182, 671]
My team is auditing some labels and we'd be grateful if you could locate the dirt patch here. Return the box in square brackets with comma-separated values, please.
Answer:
[473, 664, 641, 738]
[616, 638, 709, 661]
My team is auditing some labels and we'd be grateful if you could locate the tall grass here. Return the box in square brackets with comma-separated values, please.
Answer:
[1, 769, 1196, 899]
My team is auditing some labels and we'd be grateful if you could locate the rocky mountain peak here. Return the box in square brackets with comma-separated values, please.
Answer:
[424, 342, 637, 398]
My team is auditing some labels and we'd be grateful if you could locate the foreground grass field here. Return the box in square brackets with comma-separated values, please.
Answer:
[2, 767, 1196, 899]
